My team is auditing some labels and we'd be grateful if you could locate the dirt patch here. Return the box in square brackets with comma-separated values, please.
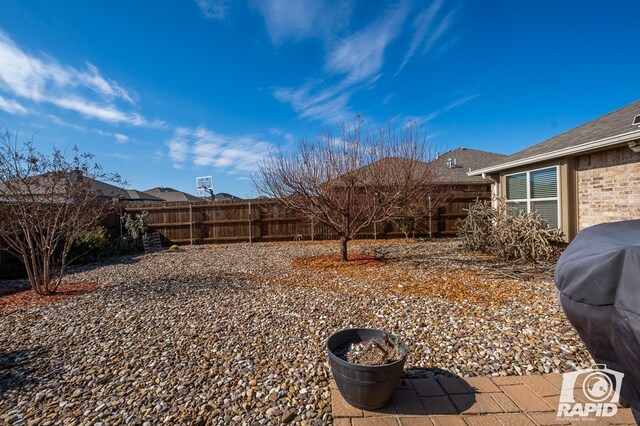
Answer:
[292, 253, 386, 270]
[0, 281, 98, 309]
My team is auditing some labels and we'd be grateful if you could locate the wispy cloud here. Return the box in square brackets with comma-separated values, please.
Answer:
[0, 95, 28, 115]
[251, 0, 352, 45]
[395, 0, 445, 75]
[195, 0, 228, 20]
[272, 4, 409, 123]
[324, 4, 409, 86]
[0, 31, 164, 127]
[397, 93, 480, 126]
[166, 126, 273, 174]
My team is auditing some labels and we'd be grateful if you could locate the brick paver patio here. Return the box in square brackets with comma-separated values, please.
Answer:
[331, 373, 637, 425]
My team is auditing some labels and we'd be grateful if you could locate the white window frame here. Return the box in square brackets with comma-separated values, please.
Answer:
[504, 165, 560, 229]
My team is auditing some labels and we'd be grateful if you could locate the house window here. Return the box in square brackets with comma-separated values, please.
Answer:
[505, 166, 559, 228]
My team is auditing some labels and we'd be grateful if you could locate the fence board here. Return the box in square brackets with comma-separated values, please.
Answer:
[118, 188, 489, 245]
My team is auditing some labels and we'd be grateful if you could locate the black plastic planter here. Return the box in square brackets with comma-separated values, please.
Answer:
[326, 328, 407, 410]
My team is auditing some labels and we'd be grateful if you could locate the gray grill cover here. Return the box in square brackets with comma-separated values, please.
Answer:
[555, 219, 640, 420]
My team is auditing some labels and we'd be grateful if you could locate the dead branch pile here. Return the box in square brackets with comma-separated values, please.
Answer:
[457, 197, 564, 262]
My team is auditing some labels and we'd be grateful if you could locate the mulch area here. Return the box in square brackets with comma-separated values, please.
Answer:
[0, 281, 98, 309]
[292, 252, 386, 269]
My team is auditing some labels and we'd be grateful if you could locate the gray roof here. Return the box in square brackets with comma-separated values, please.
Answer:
[214, 192, 243, 201]
[124, 190, 163, 202]
[432, 147, 508, 183]
[143, 187, 201, 202]
[477, 99, 640, 172]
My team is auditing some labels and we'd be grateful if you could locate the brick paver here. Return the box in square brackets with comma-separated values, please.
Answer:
[421, 395, 458, 415]
[411, 378, 446, 397]
[466, 377, 502, 393]
[464, 415, 503, 425]
[492, 376, 523, 386]
[329, 373, 636, 426]
[430, 416, 467, 426]
[518, 375, 561, 397]
[351, 417, 399, 426]
[494, 413, 536, 425]
[438, 376, 474, 394]
[500, 384, 554, 413]
[491, 393, 521, 413]
[451, 393, 504, 414]
[392, 390, 428, 415]
[528, 412, 570, 425]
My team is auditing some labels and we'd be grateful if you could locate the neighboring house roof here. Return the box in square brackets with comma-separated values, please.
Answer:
[470, 99, 640, 175]
[432, 147, 507, 183]
[0, 172, 156, 202]
[333, 148, 504, 186]
[144, 187, 201, 202]
[124, 190, 163, 202]
[214, 192, 243, 201]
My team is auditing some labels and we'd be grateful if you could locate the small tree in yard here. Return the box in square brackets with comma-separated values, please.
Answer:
[255, 121, 440, 261]
[0, 130, 121, 295]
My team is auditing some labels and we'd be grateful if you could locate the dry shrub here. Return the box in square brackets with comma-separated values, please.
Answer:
[457, 197, 564, 262]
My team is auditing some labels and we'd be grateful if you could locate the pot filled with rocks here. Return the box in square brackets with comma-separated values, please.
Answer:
[327, 328, 407, 410]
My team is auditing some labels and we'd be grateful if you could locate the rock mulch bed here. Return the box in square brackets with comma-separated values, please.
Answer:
[0, 239, 592, 425]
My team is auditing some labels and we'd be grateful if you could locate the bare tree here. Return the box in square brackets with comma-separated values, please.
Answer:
[0, 130, 121, 295]
[255, 121, 441, 261]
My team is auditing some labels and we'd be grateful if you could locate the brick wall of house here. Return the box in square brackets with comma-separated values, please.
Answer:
[577, 146, 640, 230]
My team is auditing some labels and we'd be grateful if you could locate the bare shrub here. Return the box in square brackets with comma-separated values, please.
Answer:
[0, 130, 121, 294]
[255, 121, 441, 261]
[457, 197, 564, 262]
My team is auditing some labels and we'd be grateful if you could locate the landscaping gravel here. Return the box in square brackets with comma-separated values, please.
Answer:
[0, 239, 592, 425]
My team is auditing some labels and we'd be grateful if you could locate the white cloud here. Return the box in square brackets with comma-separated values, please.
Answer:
[396, 0, 444, 75]
[272, 4, 409, 123]
[251, 0, 352, 45]
[166, 126, 273, 174]
[195, 0, 228, 19]
[400, 93, 480, 125]
[324, 5, 408, 86]
[0, 31, 164, 127]
[0, 95, 28, 115]
[114, 133, 129, 143]
[422, 8, 456, 55]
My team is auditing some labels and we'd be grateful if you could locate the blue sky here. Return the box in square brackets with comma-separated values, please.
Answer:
[0, 0, 638, 198]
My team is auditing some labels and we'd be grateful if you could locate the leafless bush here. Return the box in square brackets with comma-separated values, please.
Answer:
[0, 130, 121, 294]
[457, 197, 564, 262]
[255, 120, 441, 261]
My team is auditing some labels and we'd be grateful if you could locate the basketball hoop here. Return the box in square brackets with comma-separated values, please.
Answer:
[196, 176, 214, 200]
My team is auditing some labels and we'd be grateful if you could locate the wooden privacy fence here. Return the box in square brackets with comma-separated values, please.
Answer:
[119, 191, 490, 246]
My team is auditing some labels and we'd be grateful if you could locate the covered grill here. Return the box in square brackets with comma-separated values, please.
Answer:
[555, 219, 640, 422]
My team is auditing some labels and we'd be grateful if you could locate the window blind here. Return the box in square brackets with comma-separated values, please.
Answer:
[530, 167, 557, 199]
[506, 173, 527, 200]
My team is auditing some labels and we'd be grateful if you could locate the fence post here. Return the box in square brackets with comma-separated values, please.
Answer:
[373, 222, 377, 240]
[428, 195, 432, 238]
[248, 201, 252, 243]
[119, 207, 123, 238]
[189, 203, 193, 246]
[311, 218, 314, 241]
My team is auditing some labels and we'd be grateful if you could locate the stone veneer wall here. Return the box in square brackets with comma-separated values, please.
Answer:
[577, 145, 640, 230]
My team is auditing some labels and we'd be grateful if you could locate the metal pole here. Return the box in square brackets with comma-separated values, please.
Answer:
[248, 201, 252, 243]
[374, 222, 377, 240]
[189, 203, 193, 246]
[428, 195, 432, 238]
[119, 207, 123, 238]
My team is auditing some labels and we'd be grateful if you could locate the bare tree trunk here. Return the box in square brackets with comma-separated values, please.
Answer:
[340, 236, 349, 262]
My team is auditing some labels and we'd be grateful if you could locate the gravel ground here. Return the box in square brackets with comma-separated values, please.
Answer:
[0, 239, 592, 425]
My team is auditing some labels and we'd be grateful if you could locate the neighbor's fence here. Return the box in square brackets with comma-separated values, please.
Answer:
[117, 191, 490, 246]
